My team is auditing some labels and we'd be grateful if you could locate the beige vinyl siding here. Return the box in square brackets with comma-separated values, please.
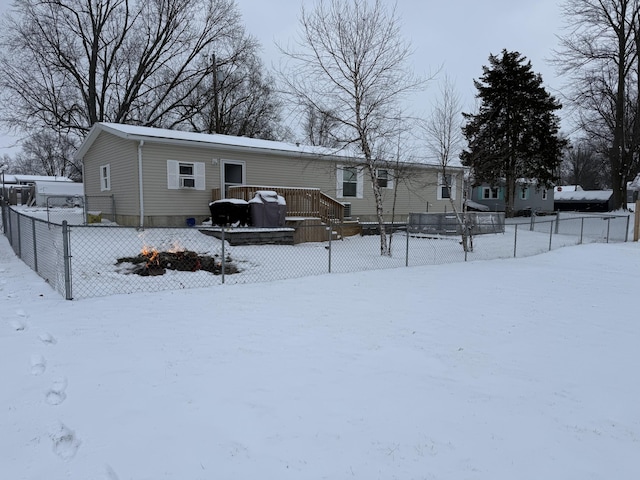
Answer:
[139, 143, 217, 216]
[82, 132, 140, 216]
[213, 148, 337, 194]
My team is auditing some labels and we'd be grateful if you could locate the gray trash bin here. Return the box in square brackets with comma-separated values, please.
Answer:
[249, 190, 286, 227]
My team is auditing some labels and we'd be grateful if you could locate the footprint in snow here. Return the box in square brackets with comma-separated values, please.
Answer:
[50, 423, 80, 461]
[39, 332, 57, 345]
[11, 320, 27, 332]
[16, 309, 29, 318]
[46, 377, 68, 406]
[30, 355, 46, 375]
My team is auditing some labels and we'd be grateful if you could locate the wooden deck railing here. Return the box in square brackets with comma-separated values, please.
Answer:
[211, 185, 344, 223]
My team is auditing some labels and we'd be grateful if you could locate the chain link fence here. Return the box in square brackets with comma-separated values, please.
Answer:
[1, 203, 633, 300]
[1, 203, 68, 297]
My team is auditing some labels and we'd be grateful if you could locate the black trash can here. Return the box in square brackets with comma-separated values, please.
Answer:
[209, 199, 250, 226]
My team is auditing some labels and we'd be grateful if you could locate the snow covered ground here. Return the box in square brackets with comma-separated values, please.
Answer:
[1, 226, 639, 479]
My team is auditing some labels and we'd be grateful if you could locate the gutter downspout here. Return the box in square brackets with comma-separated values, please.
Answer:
[138, 140, 144, 228]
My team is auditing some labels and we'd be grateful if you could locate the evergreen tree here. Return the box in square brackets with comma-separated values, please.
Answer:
[461, 50, 566, 217]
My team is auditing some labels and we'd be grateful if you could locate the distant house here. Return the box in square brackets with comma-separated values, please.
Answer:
[1, 174, 75, 206]
[75, 122, 465, 227]
[554, 186, 614, 212]
[468, 179, 554, 215]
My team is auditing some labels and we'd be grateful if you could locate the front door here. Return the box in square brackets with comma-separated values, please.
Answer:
[222, 161, 245, 198]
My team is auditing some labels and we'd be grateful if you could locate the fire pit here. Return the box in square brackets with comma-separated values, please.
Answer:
[116, 246, 238, 276]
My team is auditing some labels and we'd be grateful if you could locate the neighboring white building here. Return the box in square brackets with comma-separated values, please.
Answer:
[1, 174, 76, 205]
[32, 180, 84, 207]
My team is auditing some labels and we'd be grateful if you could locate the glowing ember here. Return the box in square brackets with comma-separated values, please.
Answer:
[140, 246, 160, 265]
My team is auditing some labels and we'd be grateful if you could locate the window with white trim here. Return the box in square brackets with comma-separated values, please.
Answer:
[100, 164, 111, 191]
[223, 161, 245, 197]
[376, 168, 394, 189]
[482, 186, 499, 199]
[437, 173, 456, 200]
[542, 189, 548, 200]
[519, 186, 529, 200]
[336, 165, 363, 198]
[167, 160, 205, 190]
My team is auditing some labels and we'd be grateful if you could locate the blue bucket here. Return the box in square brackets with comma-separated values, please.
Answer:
[186, 217, 196, 227]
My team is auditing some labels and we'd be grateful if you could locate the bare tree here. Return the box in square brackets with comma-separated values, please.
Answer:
[303, 103, 341, 147]
[555, 0, 640, 209]
[423, 77, 472, 251]
[0, 0, 254, 143]
[176, 40, 284, 139]
[7, 130, 80, 180]
[279, 0, 424, 255]
[560, 139, 608, 189]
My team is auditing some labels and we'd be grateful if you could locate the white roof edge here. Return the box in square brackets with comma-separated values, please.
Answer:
[75, 122, 462, 170]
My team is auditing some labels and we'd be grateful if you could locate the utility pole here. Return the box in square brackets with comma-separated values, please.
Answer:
[211, 53, 220, 134]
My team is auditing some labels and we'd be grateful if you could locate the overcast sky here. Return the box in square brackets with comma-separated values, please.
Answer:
[0, 0, 566, 155]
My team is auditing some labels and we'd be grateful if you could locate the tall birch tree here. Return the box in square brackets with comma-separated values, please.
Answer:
[280, 0, 424, 255]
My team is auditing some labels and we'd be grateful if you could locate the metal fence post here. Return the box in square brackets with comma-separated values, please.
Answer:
[7, 205, 12, 247]
[625, 216, 630, 242]
[606, 217, 611, 243]
[555, 211, 560, 234]
[405, 226, 410, 266]
[580, 217, 584, 245]
[221, 228, 226, 284]
[513, 223, 518, 258]
[62, 221, 73, 300]
[1, 202, 6, 233]
[529, 213, 535, 231]
[549, 220, 554, 251]
[32, 217, 38, 273]
[327, 226, 332, 273]
[16, 211, 21, 258]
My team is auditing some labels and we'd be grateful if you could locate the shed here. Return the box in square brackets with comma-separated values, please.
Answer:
[554, 189, 614, 212]
[32, 181, 84, 207]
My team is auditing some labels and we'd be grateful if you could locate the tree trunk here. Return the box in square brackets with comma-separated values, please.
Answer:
[368, 163, 389, 255]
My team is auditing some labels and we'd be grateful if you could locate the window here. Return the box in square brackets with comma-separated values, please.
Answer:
[100, 164, 110, 191]
[167, 160, 205, 190]
[542, 189, 548, 200]
[179, 163, 195, 188]
[223, 161, 245, 197]
[376, 169, 394, 189]
[437, 173, 456, 200]
[482, 187, 499, 199]
[343, 167, 358, 196]
[519, 186, 529, 200]
[336, 165, 363, 198]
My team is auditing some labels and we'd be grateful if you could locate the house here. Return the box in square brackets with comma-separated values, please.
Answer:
[468, 179, 554, 215]
[75, 123, 465, 227]
[554, 186, 614, 212]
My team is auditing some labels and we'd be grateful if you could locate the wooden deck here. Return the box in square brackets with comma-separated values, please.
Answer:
[211, 185, 345, 224]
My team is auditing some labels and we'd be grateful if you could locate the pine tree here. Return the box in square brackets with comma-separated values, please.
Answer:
[461, 50, 566, 217]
